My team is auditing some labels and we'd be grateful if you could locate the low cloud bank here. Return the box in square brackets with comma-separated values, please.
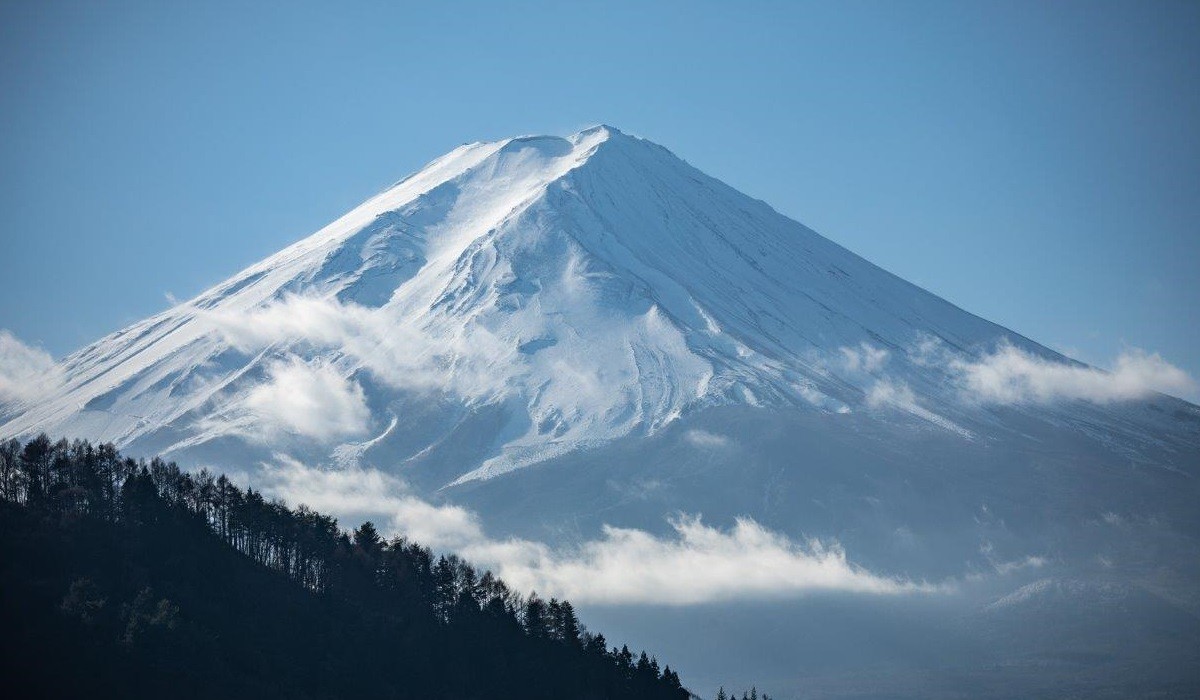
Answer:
[257, 457, 933, 605]
[0, 330, 62, 404]
[463, 516, 933, 605]
[260, 456, 482, 548]
[950, 343, 1195, 405]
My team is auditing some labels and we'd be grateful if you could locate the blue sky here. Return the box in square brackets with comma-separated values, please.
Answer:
[1, 0, 1197, 388]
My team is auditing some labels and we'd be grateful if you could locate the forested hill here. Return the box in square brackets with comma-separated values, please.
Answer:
[0, 435, 707, 699]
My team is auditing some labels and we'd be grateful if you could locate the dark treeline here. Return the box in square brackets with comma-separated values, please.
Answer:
[0, 435, 692, 699]
[715, 687, 772, 700]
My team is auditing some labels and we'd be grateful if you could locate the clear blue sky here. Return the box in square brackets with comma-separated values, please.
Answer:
[1, 0, 1197, 382]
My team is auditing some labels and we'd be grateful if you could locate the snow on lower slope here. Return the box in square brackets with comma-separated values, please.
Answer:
[0, 126, 1190, 485]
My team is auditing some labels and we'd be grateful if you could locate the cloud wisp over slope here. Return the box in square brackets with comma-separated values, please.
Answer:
[950, 343, 1197, 405]
[847, 337, 1197, 417]
[0, 330, 61, 405]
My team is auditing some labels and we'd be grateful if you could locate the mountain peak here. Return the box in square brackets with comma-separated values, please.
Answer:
[491, 125, 645, 165]
[572, 123, 625, 139]
[3, 126, 1192, 488]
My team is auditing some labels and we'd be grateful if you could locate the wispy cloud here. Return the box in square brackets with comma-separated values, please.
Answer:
[840, 342, 889, 374]
[979, 541, 1048, 575]
[206, 357, 371, 443]
[865, 377, 974, 439]
[0, 329, 62, 405]
[950, 342, 1195, 405]
[991, 555, 1047, 576]
[864, 378, 916, 410]
[204, 293, 516, 399]
[464, 516, 934, 605]
[258, 457, 935, 605]
[683, 428, 731, 449]
[203, 291, 712, 479]
[259, 455, 482, 547]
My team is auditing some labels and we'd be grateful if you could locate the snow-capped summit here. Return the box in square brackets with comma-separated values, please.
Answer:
[1, 126, 1195, 487]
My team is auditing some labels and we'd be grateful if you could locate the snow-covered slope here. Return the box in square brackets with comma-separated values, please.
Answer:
[1, 126, 1195, 488]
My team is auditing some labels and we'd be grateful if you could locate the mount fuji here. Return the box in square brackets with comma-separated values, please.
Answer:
[5, 126, 1193, 481]
[3, 125, 1199, 696]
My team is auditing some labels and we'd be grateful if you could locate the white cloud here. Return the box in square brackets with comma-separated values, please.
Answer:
[213, 357, 371, 442]
[865, 379, 916, 410]
[261, 454, 405, 514]
[840, 342, 889, 374]
[204, 293, 516, 400]
[463, 516, 935, 605]
[0, 329, 62, 404]
[256, 456, 936, 605]
[953, 342, 1195, 405]
[865, 378, 975, 439]
[840, 344, 973, 432]
[990, 554, 1047, 576]
[683, 428, 730, 449]
[204, 291, 713, 480]
[908, 334, 946, 368]
[259, 455, 482, 548]
[830, 342, 972, 430]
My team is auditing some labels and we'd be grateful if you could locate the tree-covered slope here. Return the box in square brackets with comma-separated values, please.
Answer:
[0, 435, 694, 699]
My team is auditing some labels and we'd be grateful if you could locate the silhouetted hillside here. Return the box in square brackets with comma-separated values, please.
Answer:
[0, 435, 694, 699]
